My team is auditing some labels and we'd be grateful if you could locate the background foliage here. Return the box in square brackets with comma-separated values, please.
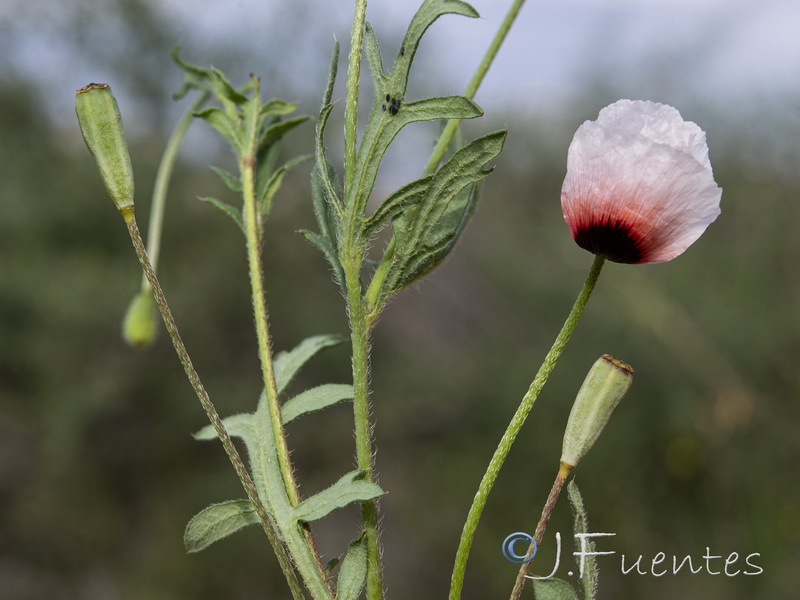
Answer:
[1, 0, 799, 598]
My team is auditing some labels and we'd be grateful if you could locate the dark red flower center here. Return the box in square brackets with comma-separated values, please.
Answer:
[573, 220, 645, 264]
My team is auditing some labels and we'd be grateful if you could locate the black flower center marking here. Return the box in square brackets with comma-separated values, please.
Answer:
[573, 220, 645, 264]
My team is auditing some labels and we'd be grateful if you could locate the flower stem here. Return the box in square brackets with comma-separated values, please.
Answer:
[240, 152, 300, 505]
[344, 254, 383, 599]
[241, 152, 334, 595]
[119, 207, 305, 600]
[425, 0, 527, 174]
[448, 255, 605, 600]
[344, 0, 368, 193]
[139, 92, 209, 291]
[509, 463, 572, 600]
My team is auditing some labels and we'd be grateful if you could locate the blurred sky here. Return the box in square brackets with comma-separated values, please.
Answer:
[2, 0, 800, 125]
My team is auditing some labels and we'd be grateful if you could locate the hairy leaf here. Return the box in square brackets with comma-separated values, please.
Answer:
[211, 166, 242, 193]
[364, 175, 432, 238]
[569, 481, 599, 599]
[193, 412, 253, 442]
[273, 334, 347, 395]
[293, 471, 384, 524]
[198, 196, 244, 233]
[195, 107, 241, 152]
[335, 534, 368, 600]
[532, 578, 580, 600]
[282, 383, 355, 424]
[381, 130, 506, 297]
[184, 499, 257, 553]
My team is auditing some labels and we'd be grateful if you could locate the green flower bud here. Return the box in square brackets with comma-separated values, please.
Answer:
[561, 354, 633, 470]
[75, 83, 135, 213]
[122, 289, 157, 349]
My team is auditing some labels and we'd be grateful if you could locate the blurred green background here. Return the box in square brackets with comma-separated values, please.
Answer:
[2, 0, 799, 598]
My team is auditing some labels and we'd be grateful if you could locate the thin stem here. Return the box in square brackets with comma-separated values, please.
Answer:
[241, 152, 334, 597]
[119, 207, 305, 600]
[344, 255, 383, 600]
[139, 92, 209, 291]
[240, 153, 300, 504]
[509, 464, 572, 600]
[425, 0, 527, 175]
[448, 255, 605, 600]
[344, 0, 368, 193]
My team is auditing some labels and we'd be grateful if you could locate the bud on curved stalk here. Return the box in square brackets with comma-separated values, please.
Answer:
[75, 83, 135, 214]
[561, 354, 633, 470]
[122, 288, 157, 348]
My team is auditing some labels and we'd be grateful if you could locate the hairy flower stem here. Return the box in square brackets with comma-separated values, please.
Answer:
[240, 153, 300, 504]
[448, 255, 605, 600]
[509, 463, 572, 600]
[344, 254, 383, 600]
[241, 154, 333, 596]
[119, 207, 305, 600]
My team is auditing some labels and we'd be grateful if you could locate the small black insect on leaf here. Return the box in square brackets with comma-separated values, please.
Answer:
[400, 45, 405, 56]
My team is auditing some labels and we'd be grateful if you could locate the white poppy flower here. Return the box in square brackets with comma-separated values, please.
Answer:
[561, 100, 722, 264]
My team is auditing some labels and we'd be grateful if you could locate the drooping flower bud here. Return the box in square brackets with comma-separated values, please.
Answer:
[561, 355, 633, 470]
[561, 100, 721, 264]
[122, 289, 157, 349]
[75, 83, 135, 213]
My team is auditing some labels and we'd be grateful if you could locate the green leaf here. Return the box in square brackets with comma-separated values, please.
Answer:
[257, 115, 311, 151]
[257, 154, 313, 219]
[364, 23, 388, 101]
[183, 499, 258, 553]
[292, 471, 384, 524]
[348, 95, 482, 220]
[387, 0, 479, 99]
[322, 40, 339, 107]
[382, 130, 506, 297]
[195, 107, 241, 151]
[282, 383, 354, 424]
[364, 175, 432, 238]
[261, 98, 298, 117]
[193, 412, 253, 442]
[300, 229, 343, 285]
[397, 95, 482, 123]
[532, 578, 580, 600]
[273, 334, 347, 395]
[347, 0, 482, 223]
[211, 166, 242, 193]
[335, 534, 368, 600]
[198, 196, 244, 233]
[209, 67, 248, 106]
[569, 481, 599, 599]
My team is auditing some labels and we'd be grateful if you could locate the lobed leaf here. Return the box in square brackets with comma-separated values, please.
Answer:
[282, 383, 355, 424]
[292, 471, 384, 524]
[183, 499, 258, 553]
